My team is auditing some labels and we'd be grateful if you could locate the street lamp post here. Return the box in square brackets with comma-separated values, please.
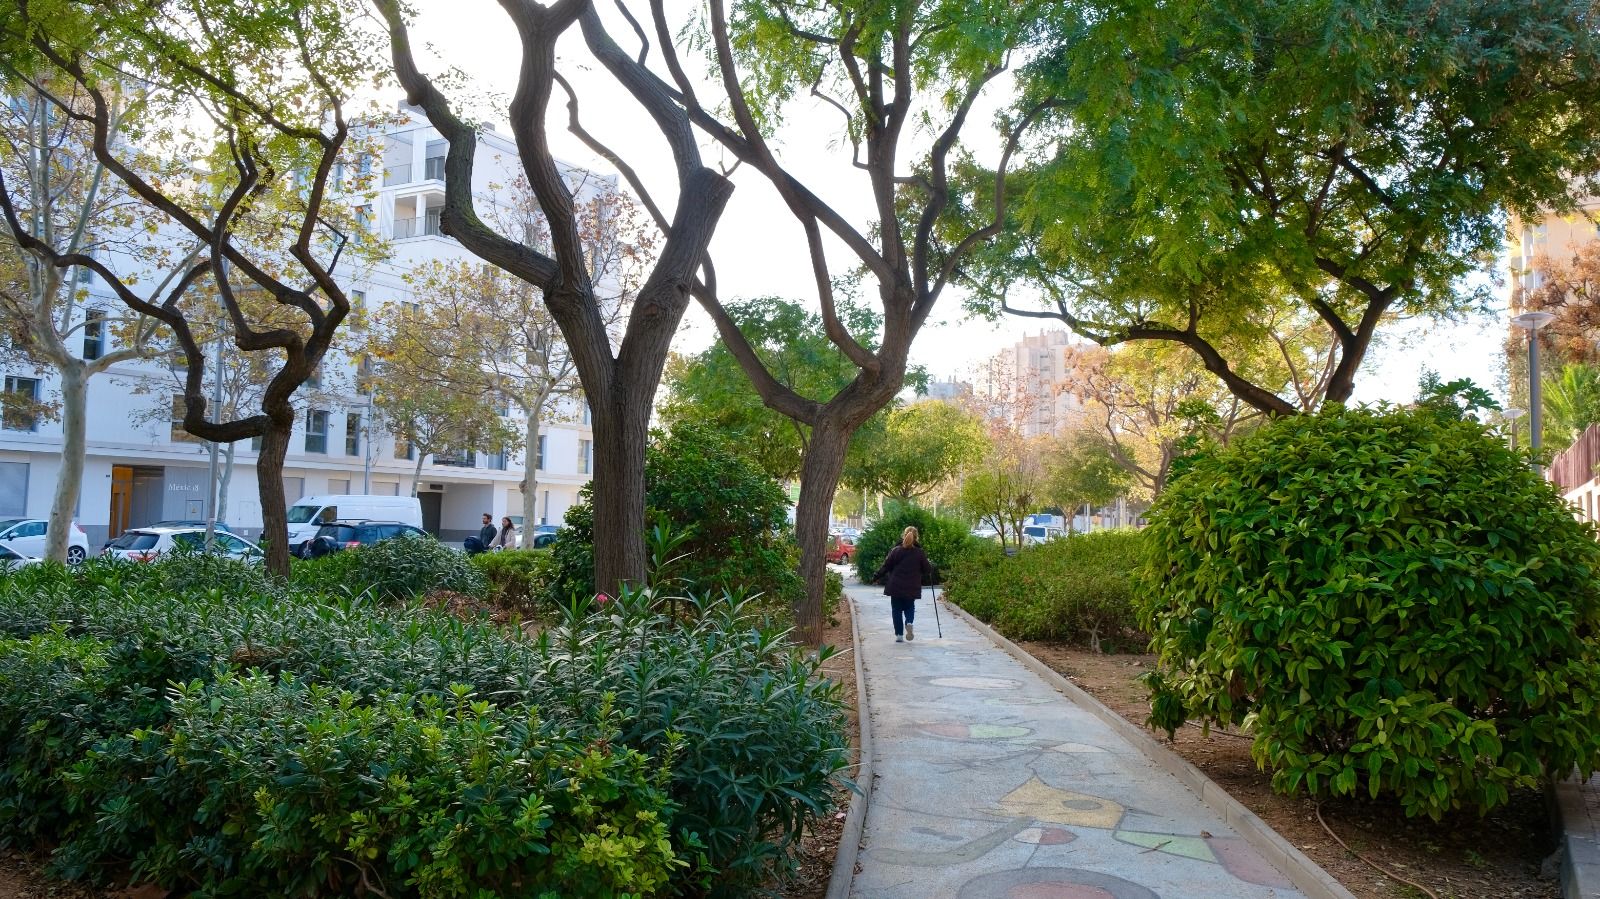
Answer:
[204, 331, 224, 547]
[1503, 408, 1526, 452]
[1511, 311, 1557, 475]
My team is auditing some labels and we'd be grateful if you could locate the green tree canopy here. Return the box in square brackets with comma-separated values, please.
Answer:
[847, 401, 988, 502]
[972, 0, 1600, 416]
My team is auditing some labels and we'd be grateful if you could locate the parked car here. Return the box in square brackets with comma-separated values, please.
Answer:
[517, 524, 559, 549]
[302, 520, 429, 558]
[1021, 524, 1065, 545]
[283, 495, 423, 556]
[101, 527, 263, 563]
[0, 517, 91, 564]
[825, 534, 856, 564]
[0, 544, 39, 571]
[146, 519, 237, 533]
[971, 523, 999, 540]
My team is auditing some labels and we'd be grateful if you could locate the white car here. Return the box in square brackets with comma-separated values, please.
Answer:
[1021, 524, 1065, 545]
[0, 518, 90, 564]
[101, 527, 264, 563]
[0, 544, 40, 571]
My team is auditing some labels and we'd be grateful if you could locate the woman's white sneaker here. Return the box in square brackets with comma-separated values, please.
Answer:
[906, 623, 915, 641]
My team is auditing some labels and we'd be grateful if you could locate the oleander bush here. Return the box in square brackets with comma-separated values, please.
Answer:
[470, 548, 554, 613]
[945, 530, 1145, 650]
[0, 557, 850, 895]
[853, 505, 983, 587]
[1139, 405, 1600, 818]
[292, 533, 486, 601]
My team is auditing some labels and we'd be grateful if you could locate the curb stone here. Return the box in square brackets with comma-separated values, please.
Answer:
[1555, 773, 1600, 898]
[825, 593, 874, 899]
[939, 592, 1357, 899]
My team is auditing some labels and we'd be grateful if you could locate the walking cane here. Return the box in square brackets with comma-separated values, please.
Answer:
[928, 581, 943, 638]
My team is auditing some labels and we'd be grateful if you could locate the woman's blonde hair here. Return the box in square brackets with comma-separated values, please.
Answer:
[901, 526, 919, 548]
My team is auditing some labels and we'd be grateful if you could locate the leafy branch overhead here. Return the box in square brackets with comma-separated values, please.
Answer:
[966, 0, 1600, 415]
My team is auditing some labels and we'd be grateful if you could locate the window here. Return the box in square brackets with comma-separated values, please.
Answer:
[394, 438, 414, 460]
[581, 401, 591, 425]
[305, 409, 329, 454]
[578, 439, 593, 475]
[327, 478, 350, 495]
[306, 366, 322, 390]
[250, 435, 262, 451]
[354, 205, 372, 242]
[169, 394, 201, 443]
[0, 461, 27, 516]
[351, 290, 367, 330]
[346, 412, 362, 456]
[487, 448, 507, 470]
[374, 481, 399, 496]
[82, 310, 105, 360]
[536, 434, 546, 471]
[2, 377, 40, 432]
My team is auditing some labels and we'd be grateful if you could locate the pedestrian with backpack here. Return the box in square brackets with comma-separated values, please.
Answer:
[874, 525, 935, 643]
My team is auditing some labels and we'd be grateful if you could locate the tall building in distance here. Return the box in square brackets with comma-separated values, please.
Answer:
[0, 105, 600, 546]
[994, 330, 1091, 439]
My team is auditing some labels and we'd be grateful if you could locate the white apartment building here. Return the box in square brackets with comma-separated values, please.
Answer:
[0, 106, 602, 546]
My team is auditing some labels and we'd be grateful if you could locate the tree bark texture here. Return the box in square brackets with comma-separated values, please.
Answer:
[522, 404, 542, 531]
[792, 420, 852, 644]
[255, 411, 295, 575]
[588, 386, 651, 597]
[45, 361, 87, 563]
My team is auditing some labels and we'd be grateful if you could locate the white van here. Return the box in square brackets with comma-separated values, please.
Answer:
[284, 495, 424, 554]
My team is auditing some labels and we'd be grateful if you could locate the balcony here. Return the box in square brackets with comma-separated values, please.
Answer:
[381, 156, 444, 187]
[434, 449, 476, 469]
[392, 210, 443, 240]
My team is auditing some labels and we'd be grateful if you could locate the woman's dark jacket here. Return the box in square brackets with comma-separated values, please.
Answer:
[874, 544, 934, 599]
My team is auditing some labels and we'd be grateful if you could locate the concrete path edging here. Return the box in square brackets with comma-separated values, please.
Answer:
[1555, 773, 1600, 898]
[940, 594, 1357, 899]
[825, 593, 874, 899]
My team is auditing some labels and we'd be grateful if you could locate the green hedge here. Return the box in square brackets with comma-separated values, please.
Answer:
[0, 558, 849, 895]
[1140, 405, 1600, 818]
[853, 505, 981, 587]
[291, 534, 486, 601]
[470, 548, 554, 613]
[945, 530, 1145, 650]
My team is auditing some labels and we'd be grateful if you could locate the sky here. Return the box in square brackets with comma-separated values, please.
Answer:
[402, 1, 1515, 409]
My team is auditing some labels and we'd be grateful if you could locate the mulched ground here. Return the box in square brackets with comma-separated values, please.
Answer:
[1018, 641, 1562, 899]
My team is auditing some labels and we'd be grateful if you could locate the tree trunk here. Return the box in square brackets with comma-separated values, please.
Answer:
[792, 419, 852, 645]
[255, 411, 294, 576]
[411, 452, 426, 498]
[589, 388, 650, 596]
[522, 402, 542, 530]
[45, 361, 87, 563]
[218, 442, 236, 524]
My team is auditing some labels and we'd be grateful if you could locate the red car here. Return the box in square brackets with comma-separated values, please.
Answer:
[825, 535, 855, 564]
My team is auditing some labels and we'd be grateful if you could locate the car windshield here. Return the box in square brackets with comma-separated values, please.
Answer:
[286, 505, 322, 524]
[0, 518, 23, 533]
[1022, 526, 1045, 538]
[107, 533, 159, 550]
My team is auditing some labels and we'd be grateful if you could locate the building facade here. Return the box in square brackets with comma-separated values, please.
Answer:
[1, 107, 599, 546]
[994, 330, 1091, 438]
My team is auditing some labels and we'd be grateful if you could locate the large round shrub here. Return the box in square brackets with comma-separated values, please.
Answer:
[854, 505, 979, 586]
[1140, 405, 1600, 818]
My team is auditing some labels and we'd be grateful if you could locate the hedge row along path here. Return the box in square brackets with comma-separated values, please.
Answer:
[844, 585, 1312, 899]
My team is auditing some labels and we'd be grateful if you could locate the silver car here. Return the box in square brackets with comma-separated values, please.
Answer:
[101, 527, 263, 563]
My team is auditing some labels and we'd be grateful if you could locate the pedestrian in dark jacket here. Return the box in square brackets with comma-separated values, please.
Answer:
[466, 513, 497, 555]
[874, 526, 934, 643]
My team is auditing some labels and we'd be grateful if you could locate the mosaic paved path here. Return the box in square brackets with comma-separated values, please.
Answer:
[847, 585, 1306, 899]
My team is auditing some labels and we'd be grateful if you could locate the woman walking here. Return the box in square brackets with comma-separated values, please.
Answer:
[874, 526, 934, 642]
[490, 516, 516, 550]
